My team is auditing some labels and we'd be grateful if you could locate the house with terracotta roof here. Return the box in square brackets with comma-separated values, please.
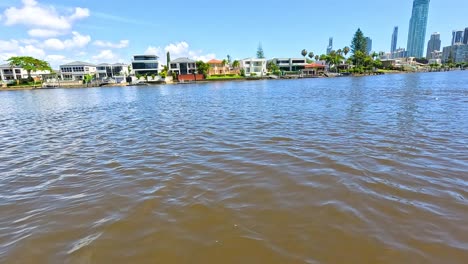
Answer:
[207, 59, 227, 75]
[302, 63, 326, 77]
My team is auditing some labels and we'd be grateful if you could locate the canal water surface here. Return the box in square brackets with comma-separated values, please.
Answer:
[0, 71, 467, 263]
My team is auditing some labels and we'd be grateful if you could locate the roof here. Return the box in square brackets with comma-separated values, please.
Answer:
[305, 63, 326, 68]
[241, 58, 267, 61]
[61, 61, 96, 67]
[207, 59, 223, 64]
[97, 63, 128, 66]
[170, 57, 196, 63]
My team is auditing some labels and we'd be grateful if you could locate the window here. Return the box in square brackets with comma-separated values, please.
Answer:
[170, 64, 177, 69]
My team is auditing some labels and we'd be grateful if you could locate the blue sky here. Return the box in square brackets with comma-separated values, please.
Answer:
[0, 0, 466, 68]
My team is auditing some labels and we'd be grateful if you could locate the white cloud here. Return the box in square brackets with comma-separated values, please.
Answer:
[165, 41, 190, 56]
[0, 43, 45, 60]
[0, 40, 20, 51]
[91, 50, 117, 61]
[145, 46, 162, 56]
[143, 41, 216, 62]
[69, 7, 90, 21]
[2, 0, 89, 37]
[28, 28, 63, 38]
[42, 31, 91, 50]
[93, 40, 129, 49]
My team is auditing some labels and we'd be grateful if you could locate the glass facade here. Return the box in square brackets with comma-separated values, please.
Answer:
[426, 33, 441, 59]
[407, 0, 430, 58]
[391, 27, 398, 55]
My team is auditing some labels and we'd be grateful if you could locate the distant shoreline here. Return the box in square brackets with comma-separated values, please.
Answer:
[0, 70, 461, 91]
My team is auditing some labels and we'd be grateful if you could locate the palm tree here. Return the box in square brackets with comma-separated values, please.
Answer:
[337, 49, 342, 56]
[371, 52, 379, 60]
[315, 55, 319, 61]
[343, 46, 350, 57]
[308, 52, 314, 60]
[232, 60, 240, 69]
[301, 49, 308, 58]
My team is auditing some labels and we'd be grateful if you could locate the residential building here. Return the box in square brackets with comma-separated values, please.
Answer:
[442, 44, 468, 63]
[429, 50, 442, 60]
[426, 32, 441, 59]
[60, 61, 96, 81]
[464, 27, 468, 45]
[0, 64, 51, 81]
[327, 37, 333, 54]
[132, 55, 160, 76]
[96, 63, 129, 79]
[240, 58, 267, 77]
[428, 58, 441, 65]
[207, 59, 239, 75]
[391, 26, 398, 56]
[452, 30, 464, 45]
[268, 58, 307, 72]
[169, 57, 197, 75]
[407, 0, 430, 58]
[365, 37, 373, 54]
[393, 48, 408, 59]
[96, 63, 129, 83]
[302, 63, 326, 76]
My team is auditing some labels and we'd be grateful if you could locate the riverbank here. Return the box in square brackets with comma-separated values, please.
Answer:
[0, 70, 452, 91]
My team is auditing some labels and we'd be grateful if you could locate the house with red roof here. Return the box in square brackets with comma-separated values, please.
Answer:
[207, 59, 239, 76]
[302, 63, 326, 77]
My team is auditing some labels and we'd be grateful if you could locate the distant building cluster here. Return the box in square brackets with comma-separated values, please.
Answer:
[380, 0, 467, 64]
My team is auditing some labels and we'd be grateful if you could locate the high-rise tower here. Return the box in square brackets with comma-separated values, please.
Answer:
[426, 32, 441, 59]
[327, 37, 333, 54]
[391, 26, 398, 55]
[407, 0, 430, 57]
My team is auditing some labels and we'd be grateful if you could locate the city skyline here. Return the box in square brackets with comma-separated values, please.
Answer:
[0, 0, 467, 67]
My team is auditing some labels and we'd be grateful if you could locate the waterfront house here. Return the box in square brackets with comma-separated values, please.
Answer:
[170, 58, 197, 75]
[96, 63, 129, 83]
[132, 55, 160, 76]
[302, 63, 326, 76]
[207, 59, 240, 75]
[268, 58, 307, 72]
[240, 58, 267, 77]
[60, 61, 97, 81]
[207, 59, 227, 75]
[0, 64, 51, 82]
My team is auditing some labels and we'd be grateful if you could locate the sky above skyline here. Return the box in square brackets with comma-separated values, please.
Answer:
[1, 0, 467, 68]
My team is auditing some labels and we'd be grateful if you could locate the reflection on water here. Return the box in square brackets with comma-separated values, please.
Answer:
[0, 71, 467, 263]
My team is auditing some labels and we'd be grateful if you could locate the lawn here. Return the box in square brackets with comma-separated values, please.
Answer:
[207, 74, 244, 80]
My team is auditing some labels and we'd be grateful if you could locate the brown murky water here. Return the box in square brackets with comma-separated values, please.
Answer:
[1, 72, 467, 263]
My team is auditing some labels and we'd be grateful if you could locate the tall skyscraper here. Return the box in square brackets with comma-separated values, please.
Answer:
[407, 0, 430, 58]
[365, 37, 373, 54]
[452, 30, 464, 45]
[426, 32, 441, 59]
[391, 26, 398, 55]
[464, 27, 468, 44]
[326, 37, 333, 54]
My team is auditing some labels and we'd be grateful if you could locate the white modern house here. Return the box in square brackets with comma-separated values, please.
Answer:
[96, 63, 129, 83]
[131, 55, 160, 76]
[240, 58, 267, 76]
[268, 58, 307, 72]
[60, 61, 97, 81]
[169, 58, 197, 75]
[0, 64, 51, 81]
